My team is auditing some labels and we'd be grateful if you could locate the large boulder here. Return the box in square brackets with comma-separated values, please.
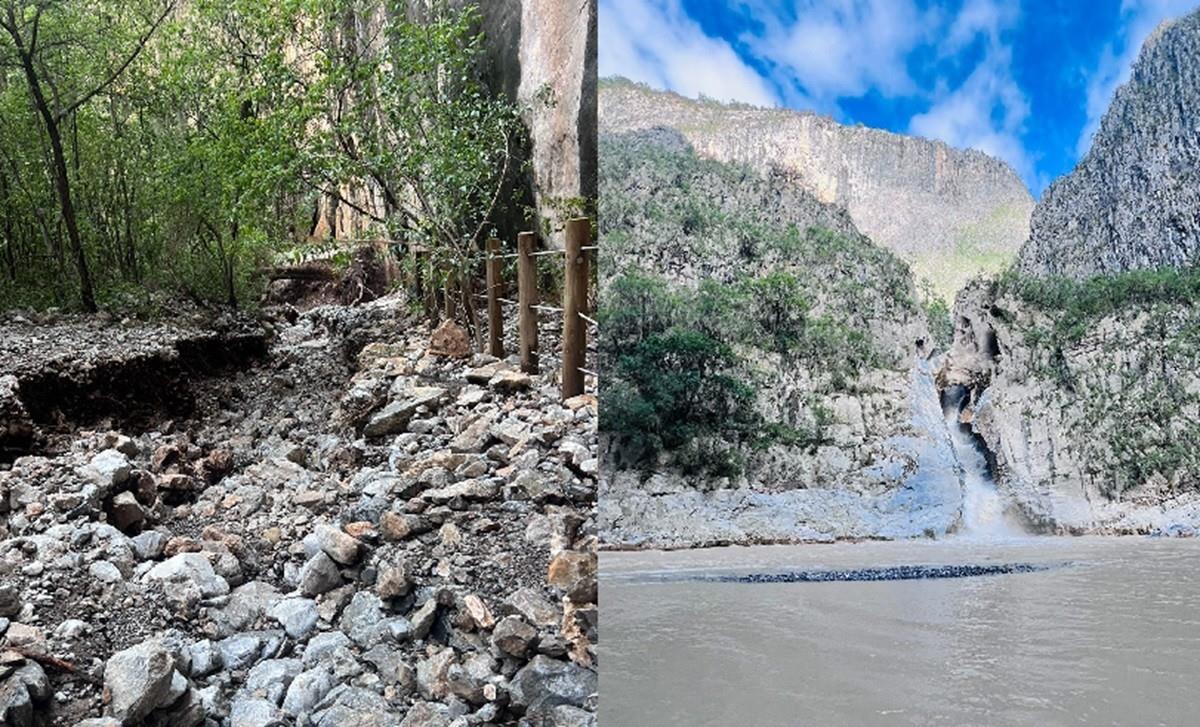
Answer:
[103, 640, 178, 723]
[510, 656, 596, 713]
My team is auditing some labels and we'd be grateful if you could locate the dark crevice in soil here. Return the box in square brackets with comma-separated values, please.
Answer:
[5, 333, 268, 463]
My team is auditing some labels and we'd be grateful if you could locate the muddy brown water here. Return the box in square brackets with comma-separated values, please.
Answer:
[600, 537, 1200, 726]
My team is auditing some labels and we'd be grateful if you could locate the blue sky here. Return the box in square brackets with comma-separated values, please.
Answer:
[599, 0, 1200, 196]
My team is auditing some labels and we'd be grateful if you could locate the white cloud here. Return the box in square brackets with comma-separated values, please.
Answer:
[598, 0, 779, 107]
[738, 0, 932, 109]
[599, 0, 1038, 187]
[909, 2, 1033, 184]
[1077, 0, 1200, 157]
[909, 46, 1033, 183]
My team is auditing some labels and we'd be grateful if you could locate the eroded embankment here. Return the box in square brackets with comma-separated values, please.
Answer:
[0, 315, 267, 464]
[0, 298, 599, 726]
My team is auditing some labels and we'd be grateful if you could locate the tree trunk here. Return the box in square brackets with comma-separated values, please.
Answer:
[10, 35, 96, 312]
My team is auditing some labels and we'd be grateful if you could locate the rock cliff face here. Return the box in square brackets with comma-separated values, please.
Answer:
[600, 79, 1033, 299]
[1017, 10, 1200, 279]
[942, 278, 1200, 534]
[598, 129, 964, 548]
[942, 8, 1200, 534]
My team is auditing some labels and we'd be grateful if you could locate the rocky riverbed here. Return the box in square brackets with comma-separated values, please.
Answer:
[0, 297, 598, 726]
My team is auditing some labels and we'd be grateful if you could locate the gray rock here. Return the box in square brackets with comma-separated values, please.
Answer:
[0, 677, 33, 727]
[339, 592, 385, 647]
[361, 645, 410, 685]
[510, 656, 596, 712]
[421, 479, 498, 504]
[145, 553, 230, 598]
[281, 667, 335, 716]
[243, 658, 302, 705]
[230, 696, 287, 727]
[212, 581, 282, 637]
[445, 652, 495, 705]
[131, 531, 169, 560]
[502, 588, 560, 628]
[415, 649, 456, 700]
[300, 551, 344, 596]
[87, 450, 132, 489]
[103, 639, 176, 723]
[267, 598, 318, 640]
[363, 387, 447, 437]
[311, 524, 361, 565]
[491, 615, 537, 657]
[217, 633, 265, 671]
[88, 559, 123, 583]
[312, 686, 398, 726]
[188, 639, 221, 678]
[409, 598, 439, 640]
[303, 631, 351, 665]
[398, 701, 451, 727]
[0, 584, 20, 618]
[530, 705, 597, 727]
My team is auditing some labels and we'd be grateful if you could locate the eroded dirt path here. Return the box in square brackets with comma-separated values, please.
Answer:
[0, 298, 598, 726]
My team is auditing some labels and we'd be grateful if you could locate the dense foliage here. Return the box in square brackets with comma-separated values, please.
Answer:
[597, 129, 917, 475]
[1001, 264, 1200, 344]
[599, 269, 876, 474]
[0, 0, 519, 312]
[996, 265, 1200, 497]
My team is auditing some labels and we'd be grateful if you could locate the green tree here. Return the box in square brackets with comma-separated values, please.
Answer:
[0, 0, 175, 311]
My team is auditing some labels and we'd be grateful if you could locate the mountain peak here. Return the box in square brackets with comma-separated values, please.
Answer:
[1016, 8, 1200, 279]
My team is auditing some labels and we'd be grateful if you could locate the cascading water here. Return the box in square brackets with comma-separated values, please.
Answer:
[941, 385, 1021, 537]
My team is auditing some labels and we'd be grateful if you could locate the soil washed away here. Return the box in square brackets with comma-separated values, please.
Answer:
[0, 298, 599, 726]
[601, 537, 1200, 726]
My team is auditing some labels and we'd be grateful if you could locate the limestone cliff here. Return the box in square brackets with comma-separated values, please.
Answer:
[1017, 10, 1200, 279]
[943, 8, 1200, 535]
[598, 129, 963, 548]
[599, 78, 1033, 300]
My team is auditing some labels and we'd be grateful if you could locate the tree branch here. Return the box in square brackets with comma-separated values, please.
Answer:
[54, 0, 176, 122]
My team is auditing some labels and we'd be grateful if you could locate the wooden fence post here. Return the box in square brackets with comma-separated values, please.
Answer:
[443, 271, 456, 320]
[423, 252, 438, 324]
[486, 237, 504, 357]
[517, 231, 538, 374]
[562, 218, 589, 398]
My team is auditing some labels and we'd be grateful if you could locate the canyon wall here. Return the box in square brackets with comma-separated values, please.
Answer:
[598, 129, 964, 548]
[599, 79, 1033, 299]
[944, 8, 1200, 535]
[1017, 11, 1200, 279]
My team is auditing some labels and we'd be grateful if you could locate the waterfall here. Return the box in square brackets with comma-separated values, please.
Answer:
[941, 386, 1022, 537]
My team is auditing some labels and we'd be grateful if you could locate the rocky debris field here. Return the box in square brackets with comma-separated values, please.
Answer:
[0, 296, 598, 726]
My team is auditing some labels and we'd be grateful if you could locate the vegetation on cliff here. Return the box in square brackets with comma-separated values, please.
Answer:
[598, 130, 921, 476]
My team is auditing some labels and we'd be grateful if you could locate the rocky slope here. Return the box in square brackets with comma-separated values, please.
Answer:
[598, 129, 965, 548]
[941, 8, 1200, 535]
[599, 78, 1033, 300]
[941, 277, 1200, 534]
[0, 301, 597, 725]
[1016, 10, 1200, 279]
